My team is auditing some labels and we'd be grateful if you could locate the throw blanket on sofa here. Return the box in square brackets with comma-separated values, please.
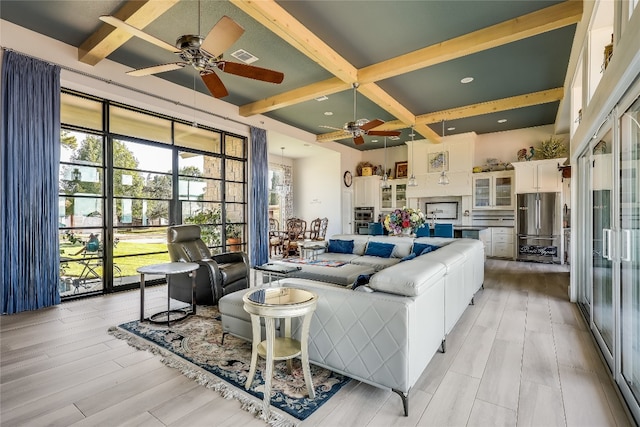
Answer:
[283, 258, 348, 267]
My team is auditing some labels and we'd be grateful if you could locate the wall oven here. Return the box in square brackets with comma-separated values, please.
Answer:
[354, 207, 374, 234]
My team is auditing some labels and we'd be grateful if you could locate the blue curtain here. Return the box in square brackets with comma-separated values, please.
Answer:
[249, 126, 269, 267]
[1, 51, 61, 314]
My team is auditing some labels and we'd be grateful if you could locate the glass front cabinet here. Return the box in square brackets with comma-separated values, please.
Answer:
[380, 179, 407, 210]
[472, 171, 514, 210]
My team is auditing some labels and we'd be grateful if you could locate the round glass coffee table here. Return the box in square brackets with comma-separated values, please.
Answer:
[243, 287, 318, 414]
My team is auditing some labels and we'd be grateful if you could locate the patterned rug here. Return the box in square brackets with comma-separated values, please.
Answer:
[281, 258, 347, 267]
[108, 307, 350, 427]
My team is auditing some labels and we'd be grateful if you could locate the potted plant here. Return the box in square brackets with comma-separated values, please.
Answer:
[226, 224, 242, 251]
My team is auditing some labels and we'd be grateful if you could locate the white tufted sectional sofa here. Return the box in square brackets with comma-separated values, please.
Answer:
[218, 235, 485, 416]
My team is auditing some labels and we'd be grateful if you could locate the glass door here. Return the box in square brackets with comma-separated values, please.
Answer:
[494, 175, 513, 208]
[473, 176, 491, 208]
[591, 126, 615, 361]
[576, 153, 592, 317]
[620, 100, 640, 414]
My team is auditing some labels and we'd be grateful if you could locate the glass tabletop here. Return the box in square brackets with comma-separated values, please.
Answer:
[246, 287, 315, 306]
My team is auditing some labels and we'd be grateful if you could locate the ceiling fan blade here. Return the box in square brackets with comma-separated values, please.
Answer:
[360, 119, 384, 132]
[217, 61, 284, 84]
[99, 15, 179, 53]
[201, 72, 229, 98]
[201, 15, 245, 58]
[126, 62, 186, 76]
[354, 135, 365, 145]
[367, 130, 402, 137]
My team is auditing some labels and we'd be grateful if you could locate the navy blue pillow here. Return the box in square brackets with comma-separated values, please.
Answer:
[327, 239, 354, 254]
[400, 252, 417, 262]
[413, 243, 440, 256]
[352, 274, 372, 290]
[364, 241, 395, 258]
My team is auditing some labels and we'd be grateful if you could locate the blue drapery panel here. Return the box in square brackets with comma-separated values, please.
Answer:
[249, 126, 269, 267]
[1, 51, 61, 314]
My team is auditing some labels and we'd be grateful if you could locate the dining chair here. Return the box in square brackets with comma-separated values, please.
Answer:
[282, 218, 306, 258]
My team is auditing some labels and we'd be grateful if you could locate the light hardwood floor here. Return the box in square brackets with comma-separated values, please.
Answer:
[0, 260, 634, 426]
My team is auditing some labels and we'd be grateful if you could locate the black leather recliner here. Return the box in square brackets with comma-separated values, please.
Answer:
[166, 225, 250, 305]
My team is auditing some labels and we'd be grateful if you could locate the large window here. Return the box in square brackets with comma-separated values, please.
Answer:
[58, 91, 247, 299]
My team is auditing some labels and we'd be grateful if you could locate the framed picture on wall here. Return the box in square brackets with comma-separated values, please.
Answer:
[428, 151, 449, 173]
[395, 161, 408, 178]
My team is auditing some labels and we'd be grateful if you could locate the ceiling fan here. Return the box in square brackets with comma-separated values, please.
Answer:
[98, 13, 284, 98]
[322, 83, 401, 145]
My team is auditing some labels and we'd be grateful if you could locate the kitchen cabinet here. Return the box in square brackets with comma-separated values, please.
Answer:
[353, 175, 380, 208]
[491, 227, 514, 259]
[513, 158, 566, 193]
[472, 171, 514, 210]
[380, 179, 407, 210]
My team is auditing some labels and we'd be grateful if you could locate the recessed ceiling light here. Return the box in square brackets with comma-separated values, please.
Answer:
[230, 49, 258, 64]
[409, 133, 416, 137]
[389, 136, 400, 141]
[324, 111, 333, 116]
[447, 127, 456, 131]
[303, 143, 310, 147]
[460, 77, 474, 84]
[315, 95, 328, 101]
[371, 139, 378, 143]
[498, 119, 507, 123]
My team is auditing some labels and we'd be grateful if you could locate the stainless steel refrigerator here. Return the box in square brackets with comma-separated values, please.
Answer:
[517, 192, 561, 263]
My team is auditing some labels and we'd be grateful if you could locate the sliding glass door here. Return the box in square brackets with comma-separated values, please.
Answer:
[591, 125, 615, 361]
[619, 99, 640, 413]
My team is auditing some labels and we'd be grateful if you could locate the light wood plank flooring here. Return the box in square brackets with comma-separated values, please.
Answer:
[0, 260, 634, 426]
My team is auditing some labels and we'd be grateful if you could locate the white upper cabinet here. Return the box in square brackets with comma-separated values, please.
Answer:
[472, 171, 515, 210]
[353, 175, 380, 208]
[513, 158, 566, 193]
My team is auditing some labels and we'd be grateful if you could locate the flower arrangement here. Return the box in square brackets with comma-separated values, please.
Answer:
[383, 207, 427, 235]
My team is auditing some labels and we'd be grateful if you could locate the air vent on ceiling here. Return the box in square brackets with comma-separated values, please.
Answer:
[230, 49, 258, 64]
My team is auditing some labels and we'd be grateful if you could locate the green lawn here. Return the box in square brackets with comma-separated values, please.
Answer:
[60, 241, 170, 279]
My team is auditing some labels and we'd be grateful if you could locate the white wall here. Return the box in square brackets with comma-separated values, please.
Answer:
[292, 151, 342, 237]
[474, 125, 569, 166]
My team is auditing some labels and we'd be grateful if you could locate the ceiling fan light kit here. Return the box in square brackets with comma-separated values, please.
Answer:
[99, 13, 284, 99]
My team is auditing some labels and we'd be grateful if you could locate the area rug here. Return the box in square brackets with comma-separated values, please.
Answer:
[108, 307, 350, 427]
[281, 258, 347, 267]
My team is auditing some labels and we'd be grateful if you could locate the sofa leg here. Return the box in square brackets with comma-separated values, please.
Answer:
[470, 296, 475, 305]
[392, 389, 409, 416]
[221, 331, 227, 345]
[481, 282, 485, 290]
[440, 338, 447, 353]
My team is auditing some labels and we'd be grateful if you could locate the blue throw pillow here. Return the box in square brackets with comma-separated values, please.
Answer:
[352, 274, 372, 290]
[400, 252, 417, 262]
[364, 241, 395, 258]
[327, 239, 354, 254]
[413, 243, 440, 256]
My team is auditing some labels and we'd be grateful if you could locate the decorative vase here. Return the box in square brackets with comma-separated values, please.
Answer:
[401, 227, 413, 236]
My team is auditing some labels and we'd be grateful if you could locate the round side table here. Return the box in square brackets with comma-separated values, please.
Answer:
[243, 287, 318, 414]
[137, 262, 198, 327]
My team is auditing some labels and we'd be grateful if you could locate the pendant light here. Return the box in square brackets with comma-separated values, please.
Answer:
[381, 137, 391, 189]
[407, 126, 417, 186]
[438, 120, 449, 185]
[276, 147, 290, 195]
